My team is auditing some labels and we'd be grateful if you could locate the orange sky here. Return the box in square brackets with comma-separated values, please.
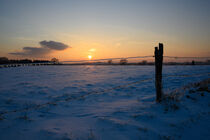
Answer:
[0, 0, 209, 61]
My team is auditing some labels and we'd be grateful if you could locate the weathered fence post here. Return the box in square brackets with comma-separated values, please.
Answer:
[155, 43, 164, 102]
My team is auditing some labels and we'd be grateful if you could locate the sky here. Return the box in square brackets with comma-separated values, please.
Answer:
[0, 0, 209, 61]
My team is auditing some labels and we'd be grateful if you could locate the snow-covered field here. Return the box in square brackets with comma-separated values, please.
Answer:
[0, 65, 210, 140]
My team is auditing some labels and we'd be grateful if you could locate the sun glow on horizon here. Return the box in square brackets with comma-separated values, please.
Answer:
[88, 55, 92, 60]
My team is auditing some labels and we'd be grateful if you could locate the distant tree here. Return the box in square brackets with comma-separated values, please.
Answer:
[108, 59, 112, 64]
[19, 59, 32, 63]
[51, 58, 59, 64]
[0, 57, 9, 64]
[142, 60, 147, 65]
[192, 60, 195, 65]
[138, 60, 147, 65]
[207, 60, 210, 64]
[120, 59, 127, 65]
[33, 60, 50, 63]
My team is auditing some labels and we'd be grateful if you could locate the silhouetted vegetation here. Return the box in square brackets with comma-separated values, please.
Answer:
[51, 58, 59, 64]
[0, 57, 9, 64]
[138, 60, 147, 65]
[192, 60, 195, 65]
[1, 56, 210, 66]
[0, 57, 50, 64]
[120, 59, 128, 65]
[107, 59, 112, 64]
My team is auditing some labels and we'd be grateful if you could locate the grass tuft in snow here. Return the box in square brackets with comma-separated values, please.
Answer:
[0, 115, 4, 121]
[137, 126, 148, 132]
[17, 112, 32, 121]
[87, 129, 97, 140]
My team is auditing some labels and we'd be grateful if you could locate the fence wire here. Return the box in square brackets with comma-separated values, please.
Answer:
[0, 77, 153, 116]
[164, 56, 210, 59]
[62, 55, 210, 63]
[62, 55, 154, 63]
[0, 55, 209, 67]
[0, 55, 209, 116]
[0, 72, 209, 116]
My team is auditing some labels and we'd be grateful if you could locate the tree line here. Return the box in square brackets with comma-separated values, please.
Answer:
[0, 57, 51, 64]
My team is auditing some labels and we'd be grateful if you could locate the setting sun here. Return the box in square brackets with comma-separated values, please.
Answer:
[88, 55, 92, 60]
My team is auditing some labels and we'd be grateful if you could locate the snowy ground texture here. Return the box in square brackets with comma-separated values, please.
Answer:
[0, 65, 210, 140]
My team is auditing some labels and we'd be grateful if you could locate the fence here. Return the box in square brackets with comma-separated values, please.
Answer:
[0, 71, 209, 117]
[0, 43, 210, 116]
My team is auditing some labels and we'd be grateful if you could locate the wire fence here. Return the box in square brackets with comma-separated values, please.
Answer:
[164, 56, 210, 59]
[0, 53, 210, 117]
[62, 55, 154, 63]
[61, 55, 210, 64]
[0, 55, 209, 67]
[63, 55, 210, 61]
[0, 72, 209, 116]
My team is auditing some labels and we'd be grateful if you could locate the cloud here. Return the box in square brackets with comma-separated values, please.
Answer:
[40, 40, 69, 50]
[9, 47, 49, 57]
[9, 40, 69, 57]
[89, 48, 96, 52]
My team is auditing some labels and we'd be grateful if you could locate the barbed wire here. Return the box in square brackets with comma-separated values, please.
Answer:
[62, 55, 153, 63]
[164, 56, 210, 59]
[62, 55, 210, 63]
[163, 72, 210, 78]
[1, 55, 209, 67]
[0, 77, 153, 116]
[0, 72, 209, 116]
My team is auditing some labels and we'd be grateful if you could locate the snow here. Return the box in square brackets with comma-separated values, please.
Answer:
[0, 65, 210, 140]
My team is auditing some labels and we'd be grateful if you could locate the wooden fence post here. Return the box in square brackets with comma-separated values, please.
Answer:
[155, 43, 164, 102]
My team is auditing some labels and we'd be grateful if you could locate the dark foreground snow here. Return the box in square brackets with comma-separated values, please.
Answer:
[0, 65, 210, 140]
